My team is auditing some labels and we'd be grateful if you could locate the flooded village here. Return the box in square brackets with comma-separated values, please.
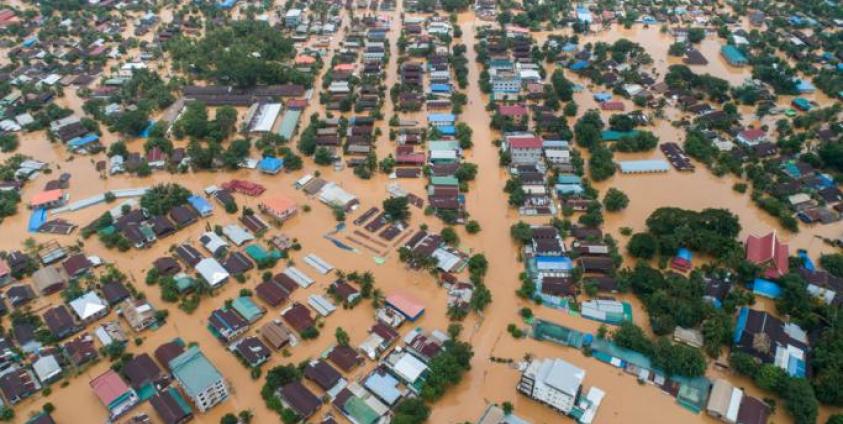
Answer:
[0, 0, 842, 423]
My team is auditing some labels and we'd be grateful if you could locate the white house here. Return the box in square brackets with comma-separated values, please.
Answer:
[195, 258, 229, 288]
[517, 358, 584, 414]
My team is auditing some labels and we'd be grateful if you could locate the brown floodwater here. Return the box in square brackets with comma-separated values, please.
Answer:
[1, 4, 842, 424]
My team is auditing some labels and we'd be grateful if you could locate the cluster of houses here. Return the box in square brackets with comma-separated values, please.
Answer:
[0, 244, 186, 421]
[396, 15, 454, 111]
[320, 14, 389, 116]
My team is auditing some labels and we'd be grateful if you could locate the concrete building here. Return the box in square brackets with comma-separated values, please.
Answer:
[169, 346, 229, 412]
[517, 358, 583, 414]
[285, 9, 302, 27]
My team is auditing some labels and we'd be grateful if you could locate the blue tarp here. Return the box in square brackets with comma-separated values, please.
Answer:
[67, 134, 99, 149]
[799, 250, 815, 272]
[676, 248, 692, 262]
[28, 208, 47, 232]
[593, 92, 612, 102]
[138, 121, 155, 138]
[733, 307, 749, 343]
[788, 356, 807, 378]
[570, 60, 590, 71]
[429, 83, 451, 93]
[438, 125, 456, 135]
[752, 278, 782, 299]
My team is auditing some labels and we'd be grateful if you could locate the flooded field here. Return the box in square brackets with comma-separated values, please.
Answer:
[0, 2, 841, 424]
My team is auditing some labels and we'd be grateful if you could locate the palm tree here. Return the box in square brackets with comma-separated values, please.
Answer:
[371, 288, 384, 308]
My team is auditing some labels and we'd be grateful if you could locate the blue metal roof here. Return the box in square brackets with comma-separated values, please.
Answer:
[187, 195, 213, 215]
[258, 156, 283, 173]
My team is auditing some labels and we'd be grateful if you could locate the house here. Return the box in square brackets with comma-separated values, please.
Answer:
[0, 367, 41, 404]
[517, 358, 584, 414]
[733, 307, 808, 377]
[279, 381, 321, 419]
[222, 224, 254, 246]
[0, 261, 11, 286]
[90, 370, 139, 419]
[68, 291, 108, 323]
[706, 378, 743, 423]
[62, 254, 93, 278]
[31, 266, 67, 295]
[259, 196, 298, 222]
[359, 322, 400, 360]
[231, 296, 265, 323]
[736, 128, 767, 147]
[123, 353, 168, 393]
[256, 279, 292, 307]
[175, 244, 203, 267]
[43, 305, 78, 339]
[200, 232, 228, 256]
[14, 322, 41, 354]
[29, 189, 66, 209]
[737, 396, 771, 424]
[32, 355, 62, 384]
[385, 292, 425, 321]
[282, 303, 316, 334]
[195, 258, 229, 288]
[362, 367, 405, 407]
[507, 135, 543, 165]
[332, 382, 391, 424]
[328, 344, 363, 372]
[258, 156, 283, 174]
[721, 45, 748, 66]
[208, 308, 249, 343]
[745, 232, 789, 279]
[304, 359, 345, 392]
[150, 387, 193, 424]
[7, 284, 35, 307]
[330, 280, 360, 305]
[169, 206, 198, 227]
[122, 298, 158, 332]
[101, 281, 131, 305]
[232, 336, 271, 367]
[169, 346, 229, 412]
[260, 320, 293, 350]
[223, 251, 254, 275]
[476, 404, 531, 424]
[152, 340, 183, 369]
[65, 334, 98, 366]
[187, 195, 213, 217]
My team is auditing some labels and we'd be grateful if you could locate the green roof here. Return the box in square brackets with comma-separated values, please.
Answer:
[175, 276, 195, 292]
[343, 396, 380, 424]
[231, 296, 264, 322]
[428, 140, 460, 152]
[430, 176, 459, 186]
[169, 347, 224, 398]
[167, 387, 193, 414]
[277, 110, 302, 140]
[601, 130, 639, 141]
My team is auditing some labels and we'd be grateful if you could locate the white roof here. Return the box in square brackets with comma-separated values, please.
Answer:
[69, 291, 107, 320]
[32, 355, 61, 383]
[318, 183, 357, 208]
[392, 352, 428, 383]
[201, 231, 229, 253]
[195, 258, 229, 287]
[222, 224, 255, 246]
[432, 248, 461, 272]
[307, 294, 337, 316]
[540, 358, 584, 396]
[250, 103, 281, 133]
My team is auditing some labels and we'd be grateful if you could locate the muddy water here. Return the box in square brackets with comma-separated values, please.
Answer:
[1, 5, 841, 424]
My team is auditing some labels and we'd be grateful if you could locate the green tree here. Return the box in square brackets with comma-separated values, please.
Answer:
[603, 188, 629, 212]
[335, 327, 350, 346]
[383, 197, 410, 222]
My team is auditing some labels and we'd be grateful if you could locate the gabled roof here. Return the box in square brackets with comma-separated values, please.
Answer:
[745, 232, 789, 278]
[90, 369, 131, 407]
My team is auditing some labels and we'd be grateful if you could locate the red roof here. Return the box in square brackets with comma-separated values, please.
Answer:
[498, 104, 528, 117]
[385, 292, 424, 319]
[600, 101, 625, 111]
[508, 136, 543, 149]
[745, 232, 789, 278]
[396, 153, 425, 165]
[739, 128, 766, 141]
[90, 370, 130, 406]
